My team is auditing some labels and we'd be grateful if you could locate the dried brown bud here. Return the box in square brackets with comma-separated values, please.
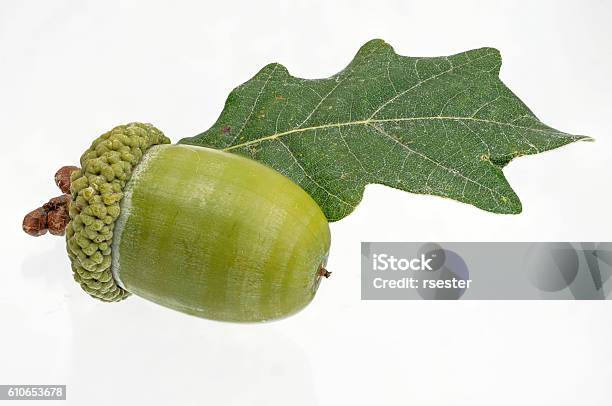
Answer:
[54, 166, 79, 194]
[43, 194, 71, 212]
[23, 207, 48, 237]
[24, 194, 72, 237]
[24, 165, 77, 238]
[47, 206, 69, 236]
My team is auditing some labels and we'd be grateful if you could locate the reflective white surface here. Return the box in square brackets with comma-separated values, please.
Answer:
[1, 1, 611, 404]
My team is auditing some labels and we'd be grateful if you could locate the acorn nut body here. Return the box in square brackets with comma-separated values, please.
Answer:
[65, 123, 331, 322]
[113, 144, 331, 321]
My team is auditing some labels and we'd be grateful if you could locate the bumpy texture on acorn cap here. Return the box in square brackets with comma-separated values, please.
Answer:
[66, 123, 171, 302]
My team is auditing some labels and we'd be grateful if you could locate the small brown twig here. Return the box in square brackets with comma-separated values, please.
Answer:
[23, 166, 79, 237]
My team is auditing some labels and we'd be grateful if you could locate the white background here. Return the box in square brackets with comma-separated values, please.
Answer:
[1, 1, 611, 405]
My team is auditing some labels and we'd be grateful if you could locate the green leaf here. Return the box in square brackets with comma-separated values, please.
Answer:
[179, 39, 589, 221]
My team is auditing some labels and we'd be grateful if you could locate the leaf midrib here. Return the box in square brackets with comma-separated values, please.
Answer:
[223, 116, 568, 152]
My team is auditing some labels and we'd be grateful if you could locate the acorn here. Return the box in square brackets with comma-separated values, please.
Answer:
[26, 123, 331, 322]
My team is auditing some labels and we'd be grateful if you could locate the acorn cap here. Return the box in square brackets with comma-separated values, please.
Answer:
[65, 123, 171, 302]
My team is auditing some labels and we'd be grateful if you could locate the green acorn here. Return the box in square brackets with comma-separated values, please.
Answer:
[25, 123, 331, 322]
